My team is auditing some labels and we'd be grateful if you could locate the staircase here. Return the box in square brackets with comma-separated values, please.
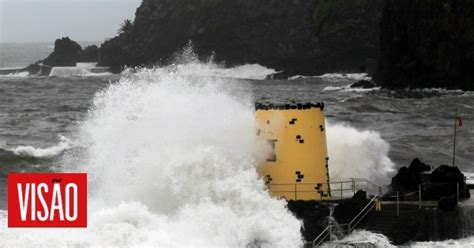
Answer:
[311, 194, 379, 247]
[364, 203, 420, 234]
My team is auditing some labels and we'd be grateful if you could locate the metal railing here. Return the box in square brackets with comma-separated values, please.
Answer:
[381, 182, 463, 211]
[311, 182, 466, 246]
[267, 178, 382, 200]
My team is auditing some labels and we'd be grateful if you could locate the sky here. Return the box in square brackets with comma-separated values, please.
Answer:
[0, 0, 142, 43]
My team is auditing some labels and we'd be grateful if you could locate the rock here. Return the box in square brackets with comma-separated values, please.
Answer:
[334, 196, 369, 224]
[287, 200, 329, 242]
[430, 165, 468, 199]
[390, 166, 419, 191]
[41, 37, 82, 66]
[431, 165, 465, 185]
[98, 0, 384, 75]
[350, 80, 377, 89]
[390, 158, 433, 192]
[375, 0, 474, 90]
[353, 190, 367, 200]
[408, 158, 431, 174]
[78, 45, 100, 62]
[438, 195, 457, 211]
[388, 159, 470, 202]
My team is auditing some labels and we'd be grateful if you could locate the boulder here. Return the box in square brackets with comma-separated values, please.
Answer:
[352, 190, 367, 200]
[431, 165, 465, 185]
[408, 158, 431, 174]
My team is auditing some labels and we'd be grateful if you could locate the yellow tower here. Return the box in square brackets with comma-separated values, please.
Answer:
[256, 102, 331, 200]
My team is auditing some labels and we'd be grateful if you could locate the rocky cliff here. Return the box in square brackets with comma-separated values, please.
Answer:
[41, 37, 100, 67]
[41, 37, 82, 66]
[375, 0, 474, 90]
[98, 0, 383, 75]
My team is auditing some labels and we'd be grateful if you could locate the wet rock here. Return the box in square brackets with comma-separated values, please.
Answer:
[388, 159, 469, 202]
[431, 165, 465, 185]
[287, 200, 329, 242]
[353, 189, 367, 200]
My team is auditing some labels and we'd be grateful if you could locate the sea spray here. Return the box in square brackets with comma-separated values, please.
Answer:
[326, 121, 395, 184]
[0, 54, 302, 247]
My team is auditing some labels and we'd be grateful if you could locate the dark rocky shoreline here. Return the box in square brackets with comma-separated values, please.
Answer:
[289, 159, 472, 246]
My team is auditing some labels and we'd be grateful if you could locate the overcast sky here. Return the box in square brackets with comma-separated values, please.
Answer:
[0, 0, 141, 43]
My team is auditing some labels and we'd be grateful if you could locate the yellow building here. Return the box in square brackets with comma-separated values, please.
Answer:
[256, 102, 331, 200]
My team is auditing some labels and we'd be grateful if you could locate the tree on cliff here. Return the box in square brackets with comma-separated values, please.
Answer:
[98, 19, 136, 72]
[119, 19, 134, 35]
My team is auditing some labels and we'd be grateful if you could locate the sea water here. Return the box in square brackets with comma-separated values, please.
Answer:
[0, 44, 473, 247]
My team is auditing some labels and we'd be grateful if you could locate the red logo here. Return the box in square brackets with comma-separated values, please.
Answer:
[8, 173, 87, 227]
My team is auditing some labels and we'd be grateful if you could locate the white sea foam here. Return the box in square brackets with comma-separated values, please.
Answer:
[165, 62, 275, 80]
[318, 73, 372, 81]
[323, 230, 394, 247]
[76, 62, 98, 68]
[170, 62, 277, 80]
[411, 235, 474, 247]
[290, 73, 372, 81]
[0, 71, 30, 78]
[49, 67, 112, 77]
[0, 52, 302, 247]
[322, 84, 380, 92]
[6, 136, 73, 158]
[133, 43, 277, 80]
[465, 172, 474, 185]
[326, 121, 395, 184]
[410, 88, 465, 94]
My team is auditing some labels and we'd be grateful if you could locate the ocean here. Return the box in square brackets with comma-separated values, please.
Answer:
[0, 43, 473, 247]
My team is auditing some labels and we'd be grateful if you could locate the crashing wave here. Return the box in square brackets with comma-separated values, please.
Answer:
[0, 51, 302, 247]
[0, 46, 401, 246]
[0, 71, 30, 78]
[326, 121, 395, 184]
[6, 136, 73, 158]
